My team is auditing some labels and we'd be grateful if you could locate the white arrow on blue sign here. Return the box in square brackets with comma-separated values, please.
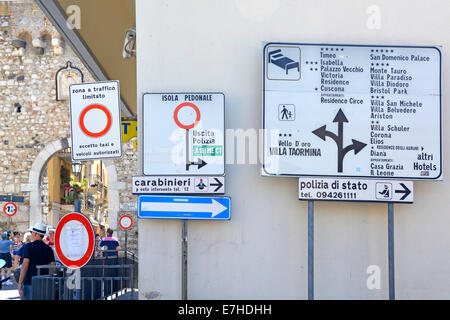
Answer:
[138, 195, 231, 220]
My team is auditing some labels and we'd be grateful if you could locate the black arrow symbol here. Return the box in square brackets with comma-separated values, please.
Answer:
[312, 108, 367, 172]
[342, 139, 367, 157]
[312, 125, 338, 143]
[395, 183, 411, 200]
[184, 129, 207, 171]
[334, 109, 348, 173]
[186, 158, 207, 171]
[333, 107, 349, 126]
[210, 178, 223, 192]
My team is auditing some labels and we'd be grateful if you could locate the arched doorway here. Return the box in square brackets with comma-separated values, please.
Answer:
[27, 138, 120, 231]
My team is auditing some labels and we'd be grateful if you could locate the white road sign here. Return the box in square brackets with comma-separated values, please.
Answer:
[263, 43, 442, 180]
[54, 212, 95, 269]
[299, 177, 413, 203]
[132, 176, 225, 194]
[69, 81, 122, 161]
[143, 93, 225, 176]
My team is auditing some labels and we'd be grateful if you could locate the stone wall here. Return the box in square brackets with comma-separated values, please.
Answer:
[0, 1, 138, 254]
[114, 139, 138, 252]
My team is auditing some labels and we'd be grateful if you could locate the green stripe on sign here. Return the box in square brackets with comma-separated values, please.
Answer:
[193, 145, 223, 156]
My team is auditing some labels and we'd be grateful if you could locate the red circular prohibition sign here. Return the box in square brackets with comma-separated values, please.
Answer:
[119, 215, 133, 230]
[55, 212, 95, 269]
[3, 202, 17, 217]
[79, 104, 112, 138]
[173, 102, 201, 130]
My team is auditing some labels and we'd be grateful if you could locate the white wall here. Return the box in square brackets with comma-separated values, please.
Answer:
[136, 0, 449, 299]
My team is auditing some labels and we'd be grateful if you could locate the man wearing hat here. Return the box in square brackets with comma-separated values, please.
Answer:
[17, 222, 55, 300]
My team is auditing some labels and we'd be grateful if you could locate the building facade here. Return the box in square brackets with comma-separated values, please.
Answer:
[0, 1, 138, 254]
[136, 0, 450, 299]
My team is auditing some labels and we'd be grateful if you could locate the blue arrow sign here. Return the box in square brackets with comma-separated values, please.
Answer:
[138, 195, 231, 220]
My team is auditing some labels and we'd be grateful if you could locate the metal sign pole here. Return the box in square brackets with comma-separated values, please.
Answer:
[185, 129, 190, 170]
[74, 268, 81, 300]
[388, 203, 395, 300]
[125, 229, 128, 265]
[7, 195, 11, 231]
[308, 200, 314, 300]
[182, 220, 188, 300]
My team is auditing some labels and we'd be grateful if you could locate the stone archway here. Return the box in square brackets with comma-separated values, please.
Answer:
[25, 138, 120, 229]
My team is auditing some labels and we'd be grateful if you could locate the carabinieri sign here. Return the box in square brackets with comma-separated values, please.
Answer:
[132, 176, 225, 194]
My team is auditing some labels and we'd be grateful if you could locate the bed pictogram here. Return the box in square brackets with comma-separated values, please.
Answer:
[268, 49, 300, 75]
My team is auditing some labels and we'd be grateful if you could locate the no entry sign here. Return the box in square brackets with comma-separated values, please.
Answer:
[3, 202, 17, 217]
[69, 81, 122, 161]
[54, 212, 95, 269]
[119, 215, 133, 230]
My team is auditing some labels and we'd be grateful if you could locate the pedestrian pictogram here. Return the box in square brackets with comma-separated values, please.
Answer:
[3, 202, 17, 217]
[312, 108, 367, 173]
[279, 104, 295, 121]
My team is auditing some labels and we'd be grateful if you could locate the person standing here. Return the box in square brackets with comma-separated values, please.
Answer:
[0, 232, 13, 286]
[12, 231, 22, 252]
[43, 229, 55, 247]
[18, 223, 55, 300]
[12, 232, 32, 283]
[95, 234, 102, 257]
[99, 228, 121, 257]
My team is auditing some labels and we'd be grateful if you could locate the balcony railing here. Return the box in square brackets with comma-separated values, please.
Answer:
[88, 174, 108, 197]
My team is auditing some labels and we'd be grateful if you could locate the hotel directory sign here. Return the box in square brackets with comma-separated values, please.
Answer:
[262, 43, 442, 180]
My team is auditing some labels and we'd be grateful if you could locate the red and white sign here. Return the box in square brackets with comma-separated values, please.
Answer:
[79, 104, 112, 138]
[3, 202, 17, 217]
[69, 80, 122, 161]
[54, 212, 95, 269]
[119, 215, 133, 230]
[143, 93, 225, 176]
[173, 102, 201, 130]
